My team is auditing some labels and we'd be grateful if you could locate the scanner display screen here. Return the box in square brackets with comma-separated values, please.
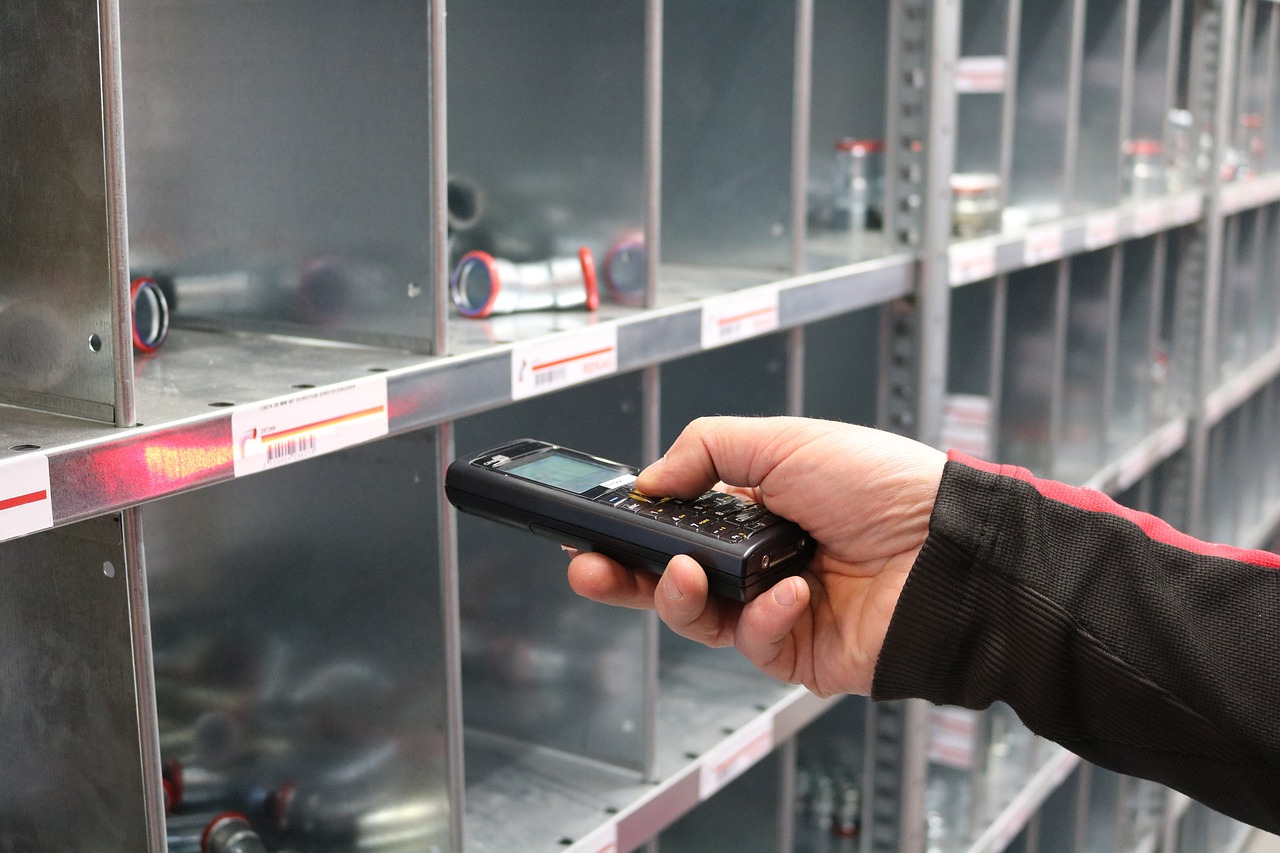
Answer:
[504, 452, 618, 494]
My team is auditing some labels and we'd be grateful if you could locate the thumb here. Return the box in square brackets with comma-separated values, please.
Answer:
[733, 575, 810, 679]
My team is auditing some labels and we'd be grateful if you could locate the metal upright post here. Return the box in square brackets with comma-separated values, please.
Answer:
[866, 1, 961, 851]
[1172, 0, 1241, 537]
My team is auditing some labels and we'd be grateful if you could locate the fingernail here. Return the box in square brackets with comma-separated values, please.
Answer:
[664, 575, 684, 601]
[561, 545, 581, 557]
[771, 578, 799, 607]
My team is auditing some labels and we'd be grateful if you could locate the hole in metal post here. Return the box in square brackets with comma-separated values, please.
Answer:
[367, 367, 388, 373]
[292, 384, 316, 390]
[208, 401, 235, 408]
[9, 444, 40, 452]
[102, 561, 116, 579]
[88, 334, 102, 352]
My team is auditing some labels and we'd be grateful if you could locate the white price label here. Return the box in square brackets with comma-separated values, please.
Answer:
[701, 289, 780, 349]
[232, 377, 389, 477]
[1132, 201, 1165, 236]
[699, 714, 775, 799]
[948, 240, 997, 285]
[511, 326, 618, 400]
[567, 821, 618, 853]
[1174, 192, 1202, 224]
[954, 56, 1007, 93]
[1023, 226, 1063, 267]
[0, 454, 53, 543]
[927, 707, 978, 770]
[1084, 212, 1120, 250]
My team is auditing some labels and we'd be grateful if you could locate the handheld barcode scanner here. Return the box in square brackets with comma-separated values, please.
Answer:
[445, 439, 816, 602]
[450, 248, 599, 318]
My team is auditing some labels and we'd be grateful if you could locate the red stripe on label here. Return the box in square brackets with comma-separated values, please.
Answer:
[717, 306, 775, 326]
[0, 490, 48, 513]
[531, 346, 615, 372]
[949, 450, 1280, 569]
[263, 406, 386, 443]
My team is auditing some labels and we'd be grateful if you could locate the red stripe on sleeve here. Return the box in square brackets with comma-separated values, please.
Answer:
[949, 450, 1280, 570]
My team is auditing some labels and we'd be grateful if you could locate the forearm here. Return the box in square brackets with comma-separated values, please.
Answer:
[872, 453, 1280, 832]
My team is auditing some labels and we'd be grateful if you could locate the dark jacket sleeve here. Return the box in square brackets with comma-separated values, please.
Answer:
[871, 452, 1280, 833]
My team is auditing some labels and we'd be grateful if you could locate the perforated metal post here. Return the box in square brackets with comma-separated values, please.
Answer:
[1166, 0, 1240, 537]
[867, 1, 960, 851]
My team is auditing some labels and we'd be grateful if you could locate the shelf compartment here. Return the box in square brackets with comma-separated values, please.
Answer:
[998, 264, 1064, 474]
[804, 0, 891, 271]
[1, 3, 129, 423]
[660, 333, 792, 446]
[0, 514, 159, 849]
[455, 374, 650, 773]
[944, 278, 1004, 461]
[657, 749, 785, 853]
[142, 431, 454, 852]
[445, 0, 647, 319]
[801, 306, 883, 427]
[1072, 0, 1129, 212]
[1111, 236, 1168, 452]
[954, 0, 1014, 187]
[661, 0, 799, 282]
[793, 696, 869, 852]
[1056, 249, 1117, 481]
[118, 0, 437, 351]
[1008, 0, 1083, 224]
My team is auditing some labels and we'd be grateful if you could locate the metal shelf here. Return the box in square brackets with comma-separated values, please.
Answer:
[1, 255, 912, 542]
[964, 746, 1079, 853]
[948, 191, 1204, 287]
[463, 680, 838, 853]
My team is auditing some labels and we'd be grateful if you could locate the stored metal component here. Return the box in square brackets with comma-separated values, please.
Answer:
[450, 248, 598, 318]
[1123, 140, 1167, 200]
[950, 173, 1003, 238]
[603, 232, 647, 306]
[832, 139, 885, 234]
[446, 176, 485, 233]
[130, 277, 171, 353]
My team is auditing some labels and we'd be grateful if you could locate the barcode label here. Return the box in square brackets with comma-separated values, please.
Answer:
[948, 240, 997, 285]
[232, 376, 389, 477]
[511, 326, 618, 400]
[0, 454, 53, 544]
[701, 288, 780, 349]
[954, 56, 1007, 93]
[265, 434, 317, 463]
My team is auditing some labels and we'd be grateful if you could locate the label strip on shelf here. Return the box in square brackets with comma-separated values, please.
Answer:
[511, 325, 619, 400]
[0, 454, 53, 544]
[1022, 226, 1064, 267]
[232, 376, 389, 477]
[698, 714, 775, 799]
[948, 240, 998, 286]
[701, 288, 780, 349]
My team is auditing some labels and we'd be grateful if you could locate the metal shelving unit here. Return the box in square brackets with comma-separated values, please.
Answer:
[1, 0, 1277, 851]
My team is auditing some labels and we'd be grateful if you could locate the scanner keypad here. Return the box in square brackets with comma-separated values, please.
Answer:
[594, 488, 782, 541]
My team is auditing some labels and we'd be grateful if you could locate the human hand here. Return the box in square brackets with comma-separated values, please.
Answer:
[566, 416, 945, 696]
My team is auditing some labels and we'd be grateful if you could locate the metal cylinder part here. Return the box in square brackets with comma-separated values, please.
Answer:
[450, 247, 598, 318]
[130, 276, 171, 353]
